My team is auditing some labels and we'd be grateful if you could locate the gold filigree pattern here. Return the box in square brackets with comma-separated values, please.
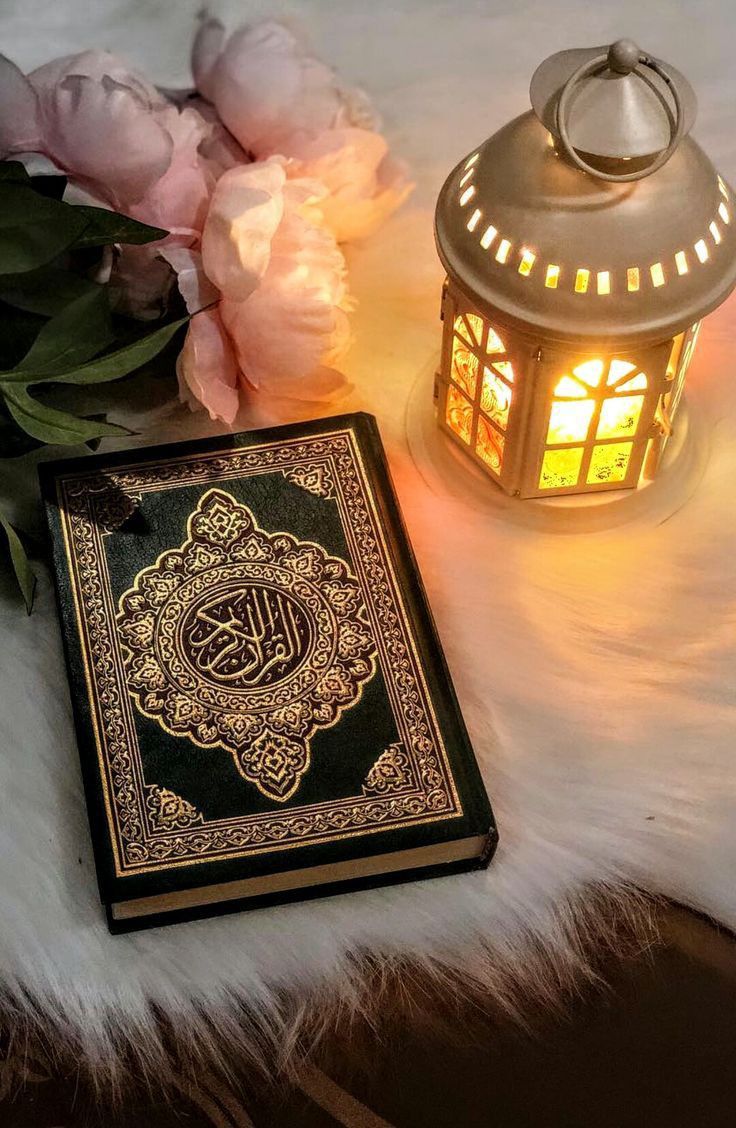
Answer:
[146, 785, 203, 831]
[362, 743, 417, 795]
[282, 463, 336, 499]
[117, 489, 377, 802]
[57, 429, 462, 875]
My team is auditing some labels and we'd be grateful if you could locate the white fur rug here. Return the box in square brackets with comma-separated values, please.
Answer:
[2, 0, 736, 1077]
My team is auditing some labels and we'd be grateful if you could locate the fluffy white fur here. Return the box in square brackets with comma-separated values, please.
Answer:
[1, 0, 736, 1079]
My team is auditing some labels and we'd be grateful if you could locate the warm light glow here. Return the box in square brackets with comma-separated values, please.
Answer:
[480, 224, 498, 249]
[491, 360, 514, 381]
[466, 208, 482, 232]
[719, 202, 730, 224]
[627, 267, 640, 292]
[481, 368, 512, 430]
[675, 250, 689, 275]
[574, 269, 590, 293]
[476, 415, 505, 473]
[451, 341, 478, 397]
[495, 238, 511, 263]
[650, 262, 665, 287]
[539, 447, 583, 490]
[573, 359, 604, 387]
[453, 314, 473, 346]
[694, 239, 709, 263]
[445, 385, 473, 444]
[459, 185, 476, 206]
[554, 375, 587, 398]
[547, 399, 595, 443]
[597, 395, 644, 439]
[710, 221, 722, 244]
[545, 264, 560, 288]
[465, 153, 479, 169]
[718, 175, 728, 198]
[617, 372, 647, 392]
[459, 168, 474, 187]
[518, 249, 536, 276]
[666, 321, 701, 421]
[587, 442, 632, 484]
[597, 270, 611, 295]
[466, 313, 484, 344]
[607, 360, 636, 385]
[486, 326, 505, 353]
[538, 357, 648, 491]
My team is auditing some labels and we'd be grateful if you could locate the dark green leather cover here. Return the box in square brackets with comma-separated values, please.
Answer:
[40, 413, 496, 931]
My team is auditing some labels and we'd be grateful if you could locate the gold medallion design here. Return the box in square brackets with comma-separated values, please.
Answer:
[117, 488, 377, 802]
[362, 743, 417, 795]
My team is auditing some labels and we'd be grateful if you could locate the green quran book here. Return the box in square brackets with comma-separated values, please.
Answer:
[40, 413, 497, 932]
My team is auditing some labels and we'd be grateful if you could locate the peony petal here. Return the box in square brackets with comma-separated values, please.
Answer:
[109, 243, 176, 320]
[176, 309, 241, 424]
[219, 178, 352, 394]
[129, 104, 214, 233]
[187, 95, 250, 178]
[197, 21, 344, 157]
[30, 49, 166, 110]
[0, 54, 41, 155]
[159, 246, 218, 313]
[191, 15, 226, 102]
[289, 127, 414, 242]
[201, 158, 286, 301]
[40, 73, 173, 205]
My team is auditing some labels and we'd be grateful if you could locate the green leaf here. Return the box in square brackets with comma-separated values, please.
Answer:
[4, 287, 113, 378]
[0, 509, 36, 613]
[0, 267, 98, 317]
[23, 316, 187, 386]
[29, 174, 67, 201]
[2, 384, 128, 445]
[0, 161, 30, 182]
[0, 183, 88, 274]
[71, 206, 167, 248]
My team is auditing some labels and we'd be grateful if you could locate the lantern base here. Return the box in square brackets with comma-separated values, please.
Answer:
[406, 361, 708, 533]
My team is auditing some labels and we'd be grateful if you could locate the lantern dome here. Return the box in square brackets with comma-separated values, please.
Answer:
[435, 41, 736, 347]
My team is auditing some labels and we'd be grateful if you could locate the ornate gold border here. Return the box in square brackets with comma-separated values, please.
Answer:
[58, 427, 463, 876]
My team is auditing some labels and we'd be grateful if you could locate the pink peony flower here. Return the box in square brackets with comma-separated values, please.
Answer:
[176, 307, 240, 426]
[0, 50, 222, 230]
[0, 19, 412, 425]
[191, 157, 351, 413]
[191, 17, 413, 243]
[191, 18, 351, 156]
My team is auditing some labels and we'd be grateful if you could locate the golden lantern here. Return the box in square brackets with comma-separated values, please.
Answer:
[434, 39, 736, 497]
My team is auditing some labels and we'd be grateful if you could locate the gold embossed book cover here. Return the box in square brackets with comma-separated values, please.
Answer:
[40, 413, 496, 932]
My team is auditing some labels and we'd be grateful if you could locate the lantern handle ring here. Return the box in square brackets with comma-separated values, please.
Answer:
[555, 46, 685, 183]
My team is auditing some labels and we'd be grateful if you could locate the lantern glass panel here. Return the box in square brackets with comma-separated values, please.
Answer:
[451, 338, 478, 396]
[538, 356, 650, 491]
[666, 321, 700, 422]
[445, 385, 473, 444]
[597, 395, 645, 439]
[481, 367, 513, 429]
[587, 442, 632, 485]
[540, 447, 584, 489]
[476, 415, 505, 472]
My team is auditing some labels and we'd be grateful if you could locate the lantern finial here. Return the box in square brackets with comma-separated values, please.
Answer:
[607, 38, 640, 74]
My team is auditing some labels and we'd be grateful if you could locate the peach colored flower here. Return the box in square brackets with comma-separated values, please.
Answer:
[202, 157, 352, 403]
[191, 17, 413, 243]
[288, 127, 413, 242]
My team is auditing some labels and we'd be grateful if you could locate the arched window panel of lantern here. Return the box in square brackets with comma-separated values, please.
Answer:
[519, 340, 674, 498]
[437, 284, 528, 489]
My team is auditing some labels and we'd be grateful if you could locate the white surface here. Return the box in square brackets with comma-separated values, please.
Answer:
[1, 0, 736, 1073]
